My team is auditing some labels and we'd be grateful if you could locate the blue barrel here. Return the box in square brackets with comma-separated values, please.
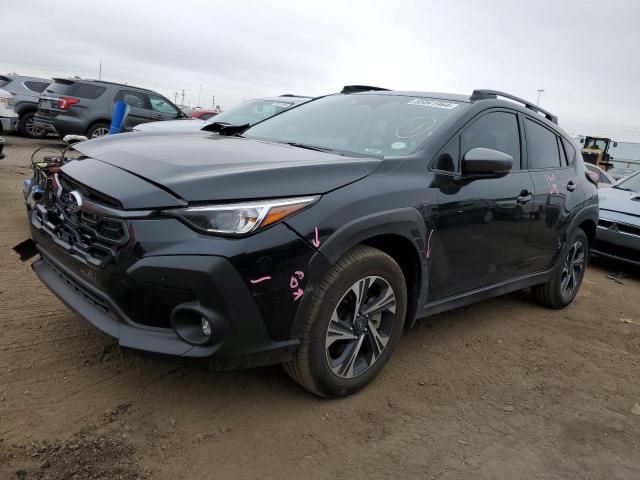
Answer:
[109, 101, 130, 135]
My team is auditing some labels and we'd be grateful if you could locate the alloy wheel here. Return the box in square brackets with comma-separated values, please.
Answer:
[560, 241, 585, 298]
[325, 276, 396, 378]
[91, 127, 110, 138]
[26, 117, 45, 137]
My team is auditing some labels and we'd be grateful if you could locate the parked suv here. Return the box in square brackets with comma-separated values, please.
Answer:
[23, 88, 598, 397]
[0, 74, 51, 138]
[34, 78, 187, 138]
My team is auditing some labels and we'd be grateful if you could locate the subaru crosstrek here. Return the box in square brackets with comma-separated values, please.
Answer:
[23, 88, 599, 397]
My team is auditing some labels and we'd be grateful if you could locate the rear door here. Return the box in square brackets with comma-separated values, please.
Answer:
[429, 110, 535, 300]
[520, 116, 583, 272]
[115, 90, 152, 130]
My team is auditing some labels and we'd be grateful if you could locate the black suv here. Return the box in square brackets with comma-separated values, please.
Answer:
[34, 78, 186, 138]
[24, 88, 598, 397]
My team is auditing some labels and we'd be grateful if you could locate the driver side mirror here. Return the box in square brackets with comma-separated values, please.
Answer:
[456, 147, 513, 182]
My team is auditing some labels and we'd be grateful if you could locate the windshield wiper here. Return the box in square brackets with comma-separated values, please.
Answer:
[282, 142, 338, 154]
[201, 121, 250, 136]
[612, 185, 636, 192]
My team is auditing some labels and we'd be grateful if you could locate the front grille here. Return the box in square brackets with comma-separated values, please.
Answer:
[42, 254, 110, 314]
[598, 219, 640, 237]
[32, 174, 129, 267]
[582, 152, 599, 165]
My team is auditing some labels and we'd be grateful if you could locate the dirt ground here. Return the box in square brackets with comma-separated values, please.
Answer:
[1, 135, 639, 480]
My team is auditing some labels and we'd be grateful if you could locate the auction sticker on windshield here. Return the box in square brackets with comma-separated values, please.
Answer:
[407, 98, 458, 109]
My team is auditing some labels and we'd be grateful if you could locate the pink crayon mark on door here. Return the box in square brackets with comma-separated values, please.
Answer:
[311, 227, 320, 248]
[250, 276, 271, 284]
[426, 229, 434, 259]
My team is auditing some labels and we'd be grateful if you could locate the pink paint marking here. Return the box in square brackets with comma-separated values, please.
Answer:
[294, 270, 304, 280]
[290, 277, 299, 289]
[293, 288, 304, 301]
[250, 276, 272, 284]
[426, 229, 434, 259]
[311, 227, 320, 248]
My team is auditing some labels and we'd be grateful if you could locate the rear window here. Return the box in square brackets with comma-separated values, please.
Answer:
[0, 76, 11, 88]
[23, 81, 49, 93]
[47, 80, 106, 100]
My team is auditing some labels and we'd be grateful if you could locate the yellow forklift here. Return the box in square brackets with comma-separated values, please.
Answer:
[579, 136, 616, 170]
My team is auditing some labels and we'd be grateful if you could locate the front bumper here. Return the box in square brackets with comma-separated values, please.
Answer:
[28, 204, 320, 368]
[0, 116, 18, 133]
[593, 215, 640, 266]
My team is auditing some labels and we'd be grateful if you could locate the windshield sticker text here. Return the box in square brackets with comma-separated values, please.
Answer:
[407, 98, 458, 110]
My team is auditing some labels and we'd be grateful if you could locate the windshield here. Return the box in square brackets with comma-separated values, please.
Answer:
[244, 94, 465, 157]
[207, 99, 297, 126]
[584, 137, 608, 150]
[614, 171, 640, 192]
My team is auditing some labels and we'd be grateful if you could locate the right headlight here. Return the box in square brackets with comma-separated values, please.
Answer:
[162, 195, 319, 236]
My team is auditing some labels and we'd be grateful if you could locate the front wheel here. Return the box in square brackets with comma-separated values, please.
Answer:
[531, 228, 589, 309]
[284, 245, 407, 397]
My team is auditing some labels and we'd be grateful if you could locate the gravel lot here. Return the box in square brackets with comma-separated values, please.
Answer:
[1, 135, 639, 480]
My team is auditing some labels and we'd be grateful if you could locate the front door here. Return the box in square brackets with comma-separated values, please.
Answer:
[429, 110, 534, 300]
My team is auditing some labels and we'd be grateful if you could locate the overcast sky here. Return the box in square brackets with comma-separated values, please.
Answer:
[3, 0, 640, 141]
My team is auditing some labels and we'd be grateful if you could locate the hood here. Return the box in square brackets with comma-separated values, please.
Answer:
[134, 118, 206, 132]
[599, 186, 640, 217]
[72, 132, 381, 202]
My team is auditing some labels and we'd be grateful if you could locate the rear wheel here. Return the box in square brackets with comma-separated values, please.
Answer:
[284, 246, 407, 397]
[19, 112, 46, 138]
[86, 122, 111, 139]
[532, 228, 588, 308]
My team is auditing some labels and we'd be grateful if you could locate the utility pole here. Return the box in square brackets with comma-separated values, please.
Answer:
[98, 60, 102, 80]
[211, 95, 215, 109]
[198, 84, 202, 108]
[536, 89, 545, 106]
[180, 89, 185, 106]
[173, 92, 178, 104]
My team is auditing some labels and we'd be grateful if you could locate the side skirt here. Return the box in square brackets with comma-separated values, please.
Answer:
[419, 269, 553, 318]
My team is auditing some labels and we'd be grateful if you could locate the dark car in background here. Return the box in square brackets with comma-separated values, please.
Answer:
[24, 88, 598, 397]
[593, 170, 640, 266]
[0, 74, 51, 138]
[34, 78, 187, 138]
[133, 95, 311, 132]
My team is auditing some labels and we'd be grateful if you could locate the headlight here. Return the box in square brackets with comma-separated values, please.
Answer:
[162, 196, 319, 235]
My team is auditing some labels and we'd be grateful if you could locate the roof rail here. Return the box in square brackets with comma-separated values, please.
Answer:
[341, 85, 390, 94]
[470, 89, 558, 124]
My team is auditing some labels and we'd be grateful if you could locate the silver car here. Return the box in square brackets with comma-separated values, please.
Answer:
[0, 74, 51, 138]
[593, 170, 640, 266]
[133, 95, 311, 132]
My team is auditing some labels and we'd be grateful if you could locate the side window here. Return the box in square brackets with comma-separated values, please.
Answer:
[460, 112, 521, 169]
[149, 94, 179, 115]
[525, 119, 561, 169]
[24, 81, 49, 93]
[117, 90, 147, 109]
[562, 138, 576, 165]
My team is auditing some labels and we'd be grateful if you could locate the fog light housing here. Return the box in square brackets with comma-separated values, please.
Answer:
[201, 318, 212, 337]
[170, 302, 228, 346]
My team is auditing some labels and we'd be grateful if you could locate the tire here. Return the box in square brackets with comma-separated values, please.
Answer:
[531, 228, 588, 309]
[86, 122, 111, 139]
[18, 112, 47, 139]
[283, 245, 407, 397]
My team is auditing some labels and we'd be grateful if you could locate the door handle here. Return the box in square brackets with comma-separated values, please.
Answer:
[517, 191, 533, 204]
[567, 181, 577, 192]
